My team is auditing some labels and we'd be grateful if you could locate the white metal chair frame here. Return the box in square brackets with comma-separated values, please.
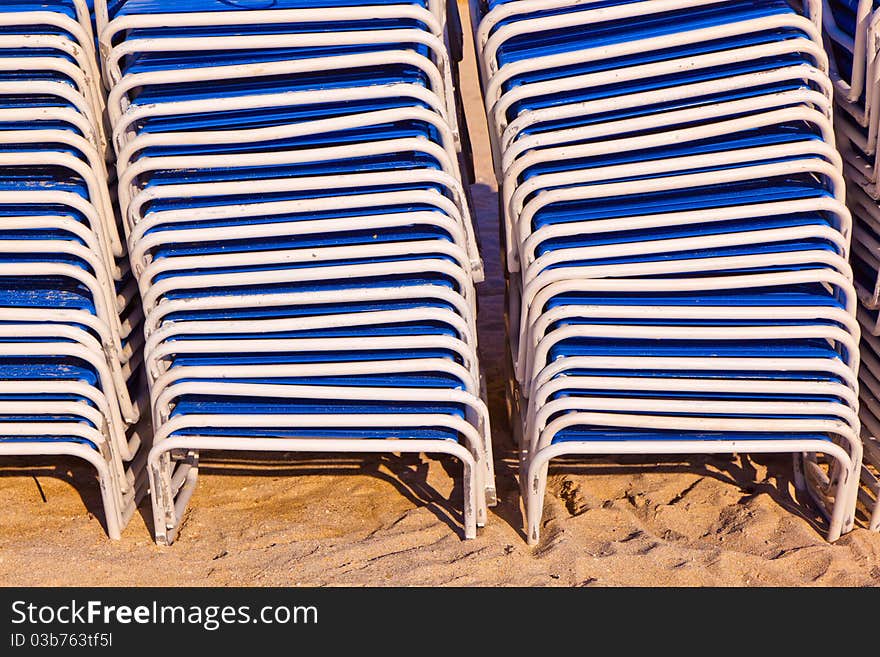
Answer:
[103, 26, 453, 86]
[1, 302, 141, 378]
[123, 168, 470, 233]
[0, 0, 136, 539]
[512, 262, 858, 532]
[499, 87, 834, 175]
[0, 131, 119, 265]
[0, 36, 106, 121]
[124, 168, 483, 280]
[0, 210, 117, 282]
[106, 50, 454, 138]
[501, 96, 836, 182]
[821, 0, 874, 106]
[520, 348, 864, 516]
[528, 377, 860, 432]
[0, 238, 133, 365]
[530, 354, 860, 408]
[497, 63, 835, 169]
[483, 9, 825, 98]
[110, 81, 451, 156]
[0, 106, 103, 153]
[517, 250, 858, 346]
[525, 323, 860, 401]
[478, 0, 823, 94]
[519, 198, 853, 272]
[8, 0, 97, 36]
[511, 145, 844, 241]
[150, 355, 479, 405]
[101, 27, 462, 151]
[0, 383, 117, 444]
[0, 336, 140, 464]
[523, 224, 849, 303]
[0, 394, 135, 507]
[140, 279, 477, 338]
[126, 187, 468, 256]
[148, 378, 493, 501]
[117, 134, 463, 227]
[148, 430, 480, 546]
[0, 150, 119, 261]
[522, 267, 859, 353]
[517, 261, 856, 383]
[0, 335, 142, 461]
[144, 331, 480, 387]
[480, 15, 827, 121]
[143, 307, 479, 382]
[523, 413, 859, 543]
[0, 163, 122, 263]
[501, 104, 840, 262]
[128, 211, 472, 285]
[854, 336, 880, 529]
[526, 399, 860, 469]
[0, 214, 142, 355]
[93, 0, 498, 543]
[0, 261, 136, 404]
[95, 0, 451, 46]
[0, 127, 112, 183]
[142, 334, 495, 492]
[0, 10, 98, 61]
[0, 428, 135, 539]
[141, 301, 479, 385]
[523, 299, 859, 383]
[510, 157, 847, 273]
[147, 357, 494, 498]
[116, 106, 461, 178]
[472, 2, 868, 541]
[485, 39, 830, 166]
[0, 81, 106, 153]
[135, 243, 476, 320]
[131, 224, 471, 288]
[473, 0, 823, 58]
[137, 269, 477, 353]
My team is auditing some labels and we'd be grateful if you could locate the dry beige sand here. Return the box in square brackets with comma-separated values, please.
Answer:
[1, 3, 879, 587]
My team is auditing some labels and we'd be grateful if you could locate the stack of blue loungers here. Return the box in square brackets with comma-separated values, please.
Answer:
[470, 0, 865, 542]
[95, 0, 493, 544]
[0, 1, 147, 539]
[822, 0, 880, 531]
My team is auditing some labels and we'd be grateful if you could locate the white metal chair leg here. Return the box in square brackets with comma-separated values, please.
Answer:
[525, 458, 550, 546]
[147, 436, 481, 545]
[524, 439, 857, 545]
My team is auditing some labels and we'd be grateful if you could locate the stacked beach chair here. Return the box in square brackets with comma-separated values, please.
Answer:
[470, 0, 866, 543]
[95, 0, 493, 544]
[0, 1, 147, 538]
[823, 0, 880, 531]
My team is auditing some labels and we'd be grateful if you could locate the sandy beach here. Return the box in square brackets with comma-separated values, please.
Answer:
[1, 2, 878, 587]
